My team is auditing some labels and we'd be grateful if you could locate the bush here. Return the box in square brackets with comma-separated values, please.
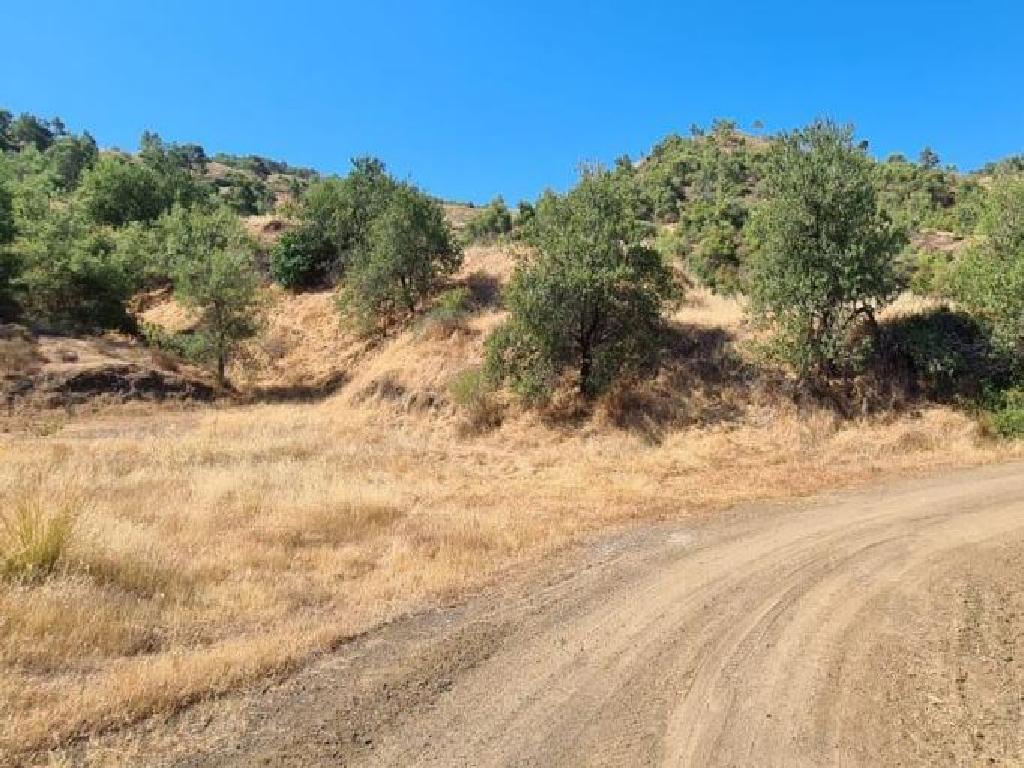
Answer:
[269, 157, 398, 288]
[78, 156, 169, 227]
[745, 120, 906, 381]
[269, 224, 336, 289]
[15, 206, 135, 331]
[337, 183, 461, 333]
[485, 169, 678, 400]
[991, 388, 1024, 439]
[950, 176, 1024, 353]
[422, 286, 472, 336]
[879, 308, 1006, 401]
[463, 196, 513, 243]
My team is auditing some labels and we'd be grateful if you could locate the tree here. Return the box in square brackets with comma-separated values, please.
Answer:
[137, 131, 212, 209]
[165, 206, 261, 385]
[950, 176, 1024, 354]
[45, 133, 99, 191]
[463, 196, 513, 242]
[270, 156, 398, 288]
[0, 181, 17, 319]
[337, 183, 461, 332]
[485, 170, 678, 399]
[78, 156, 169, 226]
[745, 120, 905, 381]
[15, 205, 134, 330]
[9, 113, 55, 152]
[918, 146, 941, 170]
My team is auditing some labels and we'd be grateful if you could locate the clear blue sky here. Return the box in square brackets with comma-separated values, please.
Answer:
[3, 1, 1022, 203]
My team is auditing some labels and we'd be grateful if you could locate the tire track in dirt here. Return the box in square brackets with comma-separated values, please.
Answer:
[140, 462, 1024, 767]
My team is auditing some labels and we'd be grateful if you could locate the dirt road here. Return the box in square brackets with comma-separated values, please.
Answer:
[154, 463, 1024, 767]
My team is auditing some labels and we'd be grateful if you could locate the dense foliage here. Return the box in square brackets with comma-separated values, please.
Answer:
[337, 183, 461, 332]
[744, 121, 906, 381]
[485, 170, 677, 399]
[463, 196, 513, 242]
[950, 176, 1024, 354]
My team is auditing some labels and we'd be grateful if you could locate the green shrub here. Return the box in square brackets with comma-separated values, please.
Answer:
[950, 176, 1024, 353]
[485, 169, 678, 400]
[16, 206, 135, 331]
[880, 308, 1004, 400]
[991, 388, 1024, 438]
[745, 120, 906, 381]
[77, 156, 170, 227]
[422, 286, 472, 334]
[463, 196, 513, 243]
[269, 224, 336, 289]
[337, 183, 461, 334]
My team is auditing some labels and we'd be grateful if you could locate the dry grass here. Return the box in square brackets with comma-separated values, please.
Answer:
[1, 253, 1021, 763]
[1, 398, 1016, 760]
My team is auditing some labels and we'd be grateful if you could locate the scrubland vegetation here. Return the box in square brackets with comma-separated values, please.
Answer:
[3, 107, 1024, 761]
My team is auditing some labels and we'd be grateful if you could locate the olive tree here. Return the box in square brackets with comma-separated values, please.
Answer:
[745, 121, 905, 381]
[951, 176, 1024, 354]
[166, 206, 261, 385]
[485, 170, 678, 399]
[337, 183, 461, 332]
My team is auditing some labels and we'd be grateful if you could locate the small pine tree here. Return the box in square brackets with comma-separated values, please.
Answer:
[166, 206, 262, 385]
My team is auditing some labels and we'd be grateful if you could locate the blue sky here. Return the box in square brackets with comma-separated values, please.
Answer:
[3, 1, 1022, 203]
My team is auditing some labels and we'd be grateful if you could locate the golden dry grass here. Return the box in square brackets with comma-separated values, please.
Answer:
[1, 251, 1021, 762]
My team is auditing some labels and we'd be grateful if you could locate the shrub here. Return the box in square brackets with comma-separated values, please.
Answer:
[745, 120, 906, 382]
[77, 156, 169, 227]
[422, 286, 472, 336]
[269, 157, 398, 288]
[485, 169, 678, 400]
[879, 308, 1006, 401]
[269, 224, 336, 289]
[950, 176, 1024, 353]
[991, 388, 1024, 439]
[337, 183, 461, 333]
[463, 196, 513, 243]
[15, 206, 135, 331]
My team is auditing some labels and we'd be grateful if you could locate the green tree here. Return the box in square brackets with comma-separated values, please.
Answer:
[45, 133, 99, 191]
[918, 146, 941, 170]
[78, 156, 169, 226]
[15, 206, 133, 330]
[0, 181, 17, 318]
[485, 170, 678, 399]
[270, 156, 398, 288]
[745, 121, 905, 381]
[463, 196, 513, 242]
[9, 113, 55, 152]
[337, 183, 461, 332]
[950, 176, 1024, 353]
[165, 206, 262, 385]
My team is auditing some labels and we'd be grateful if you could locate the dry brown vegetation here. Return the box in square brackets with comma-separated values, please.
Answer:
[1, 245, 1020, 764]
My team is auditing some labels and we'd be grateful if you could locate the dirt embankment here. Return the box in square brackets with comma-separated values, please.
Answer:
[0, 325, 213, 410]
